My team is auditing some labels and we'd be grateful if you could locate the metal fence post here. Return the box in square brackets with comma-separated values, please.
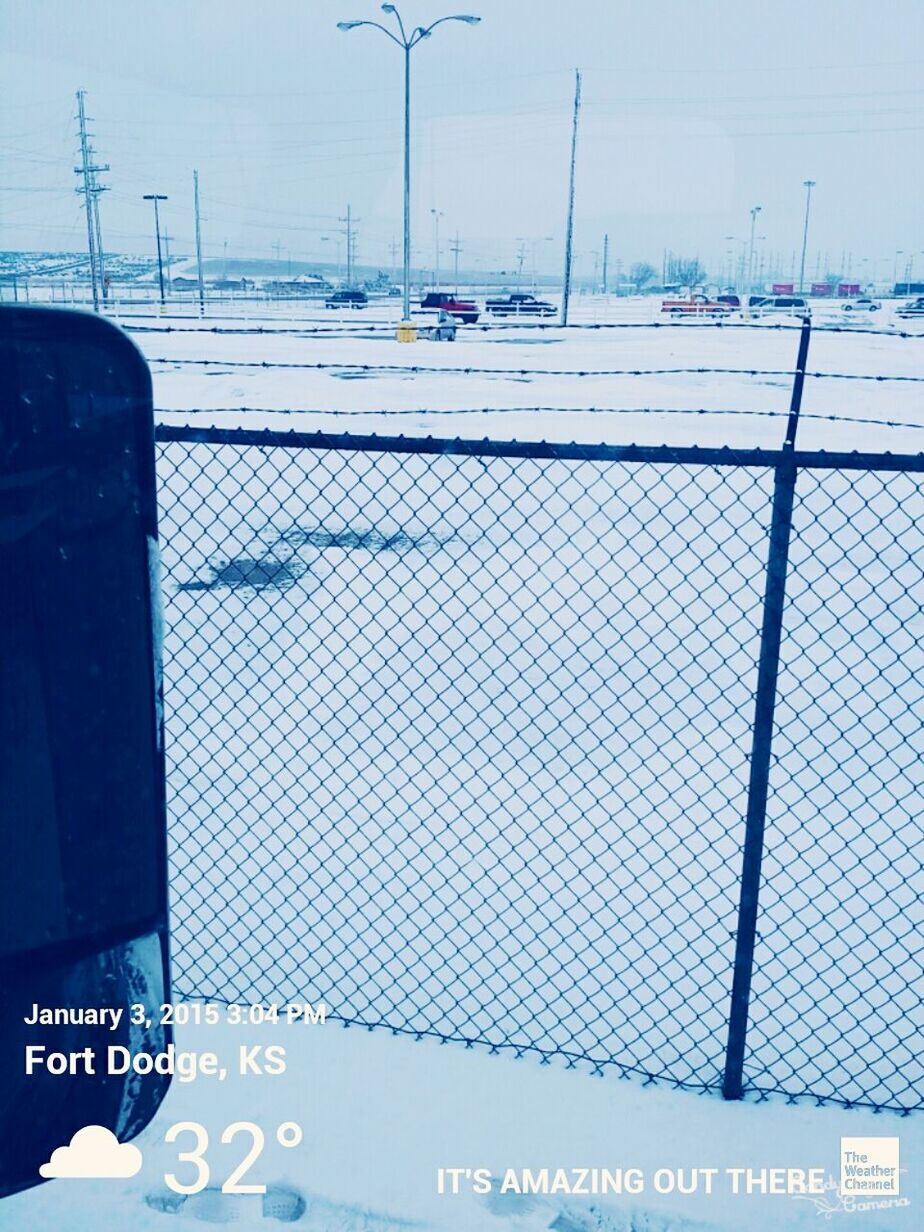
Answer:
[722, 316, 810, 1100]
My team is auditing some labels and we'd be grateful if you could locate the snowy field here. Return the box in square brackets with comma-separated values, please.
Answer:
[119, 296, 924, 455]
[4, 303, 921, 1231]
[143, 306, 922, 1098]
[2, 1019, 921, 1232]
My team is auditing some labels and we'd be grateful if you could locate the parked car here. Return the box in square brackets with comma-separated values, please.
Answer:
[896, 297, 924, 319]
[716, 294, 741, 308]
[840, 297, 881, 312]
[425, 310, 457, 342]
[325, 289, 368, 309]
[486, 292, 556, 317]
[749, 295, 811, 316]
[418, 292, 479, 324]
[660, 294, 734, 316]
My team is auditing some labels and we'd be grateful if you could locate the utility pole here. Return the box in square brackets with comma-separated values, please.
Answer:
[560, 68, 582, 326]
[75, 90, 109, 311]
[163, 229, 173, 293]
[602, 232, 609, 293]
[430, 208, 443, 289]
[515, 238, 526, 291]
[193, 169, 206, 315]
[339, 204, 356, 286]
[798, 180, 815, 294]
[449, 231, 462, 293]
[143, 194, 168, 304]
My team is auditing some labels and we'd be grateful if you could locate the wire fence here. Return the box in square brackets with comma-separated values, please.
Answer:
[154, 423, 923, 1113]
[125, 318, 924, 338]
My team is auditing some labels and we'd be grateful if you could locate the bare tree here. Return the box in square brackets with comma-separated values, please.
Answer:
[672, 257, 707, 288]
[630, 261, 657, 292]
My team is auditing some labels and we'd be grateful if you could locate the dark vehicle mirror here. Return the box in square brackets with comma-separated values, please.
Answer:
[0, 306, 170, 1198]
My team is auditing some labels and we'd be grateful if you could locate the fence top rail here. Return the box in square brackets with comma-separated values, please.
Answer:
[153, 424, 924, 473]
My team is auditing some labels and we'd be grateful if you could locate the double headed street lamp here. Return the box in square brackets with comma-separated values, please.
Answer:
[338, 5, 480, 322]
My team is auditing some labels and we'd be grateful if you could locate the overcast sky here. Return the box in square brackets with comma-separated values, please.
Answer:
[2, 0, 923, 279]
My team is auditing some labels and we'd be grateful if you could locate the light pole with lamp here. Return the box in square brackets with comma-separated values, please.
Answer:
[798, 180, 815, 294]
[746, 206, 761, 291]
[337, 6, 481, 324]
[892, 249, 904, 293]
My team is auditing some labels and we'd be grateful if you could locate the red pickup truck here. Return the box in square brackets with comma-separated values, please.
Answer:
[417, 292, 480, 324]
[660, 294, 734, 317]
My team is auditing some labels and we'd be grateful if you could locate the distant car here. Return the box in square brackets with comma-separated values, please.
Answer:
[325, 289, 368, 309]
[418, 292, 479, 324]
[425, 310, 457, 342]
[840, 297, 880, 312]
[717, 294, 741, 308]
[486, 293, 556, 317]
[896, 297, 924, 319]
[660, 294, 734, 316]
[749, 295, 811, 316]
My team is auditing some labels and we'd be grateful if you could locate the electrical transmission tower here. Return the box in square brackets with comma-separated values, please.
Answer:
[74, 90, 110, 310]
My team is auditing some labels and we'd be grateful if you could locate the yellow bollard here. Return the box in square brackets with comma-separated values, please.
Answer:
[396, 320, 418, 343]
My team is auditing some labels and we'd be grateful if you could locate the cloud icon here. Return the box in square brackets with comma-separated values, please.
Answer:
[39, 1125, 143, 1179]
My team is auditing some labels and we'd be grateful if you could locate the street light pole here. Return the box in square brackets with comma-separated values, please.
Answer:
[143, 193, 168, 304]
[747, 206, 761, 291]
[798, 180, 815, 294]
[338, 6, 481, 323]
[892, 249, 904, 292]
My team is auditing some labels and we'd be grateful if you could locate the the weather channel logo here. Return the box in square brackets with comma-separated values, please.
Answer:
[840, 1138, 900, 1197]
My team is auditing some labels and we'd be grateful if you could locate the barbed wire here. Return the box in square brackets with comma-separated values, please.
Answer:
[123, 319, 924, 339]
[155, 404, 924, 431]
[148, 355, 924, 383]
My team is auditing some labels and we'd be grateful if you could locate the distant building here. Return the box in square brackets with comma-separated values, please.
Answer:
[264, 275, 331, 296]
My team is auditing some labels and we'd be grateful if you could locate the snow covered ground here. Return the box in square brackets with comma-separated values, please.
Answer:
[3, 303, 921, 1230]
[2, 1018, 920, 1232]
[123, 299, 924, 455]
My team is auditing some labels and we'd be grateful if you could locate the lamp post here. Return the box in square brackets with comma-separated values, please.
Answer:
[143, 193, 168, 304]
[747, 206, 761, 291]
[892, 249, 904, 292]
[430, 207, 444, 288]
[798, 180, 815, 294]
[338, 5, 481, 322]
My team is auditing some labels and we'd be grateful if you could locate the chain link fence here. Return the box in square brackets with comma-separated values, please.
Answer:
[154, 426, 923, 1112]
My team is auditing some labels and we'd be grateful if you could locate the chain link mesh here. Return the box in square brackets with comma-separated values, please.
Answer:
[154, 436, 922, 1109]
[753, 467, 924, 1109]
